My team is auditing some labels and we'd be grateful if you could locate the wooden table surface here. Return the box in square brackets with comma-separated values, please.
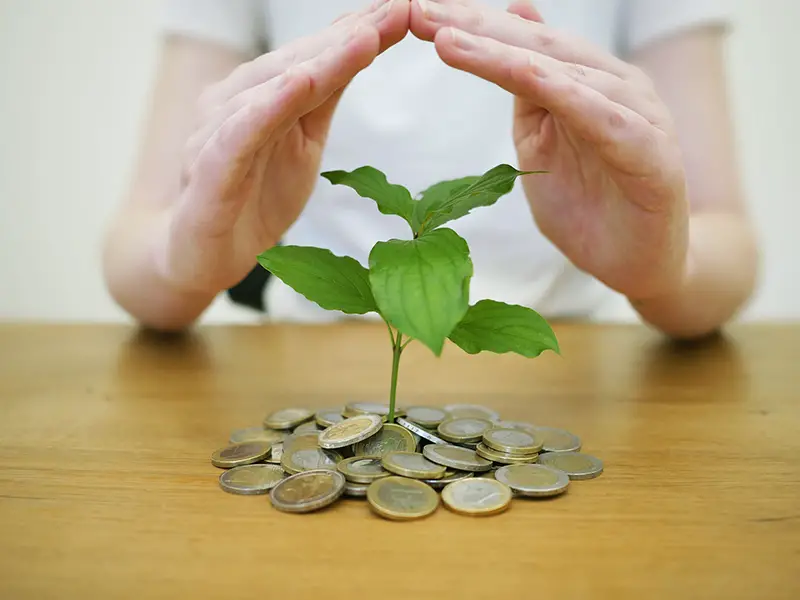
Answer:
[0, 322, 798, 599]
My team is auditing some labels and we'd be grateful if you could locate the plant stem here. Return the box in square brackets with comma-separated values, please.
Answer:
[388, 331, 403, 423]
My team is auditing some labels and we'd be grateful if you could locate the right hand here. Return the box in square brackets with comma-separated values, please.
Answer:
[155, 0, 410, 296]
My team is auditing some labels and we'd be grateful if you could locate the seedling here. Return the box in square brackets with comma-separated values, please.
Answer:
[257, 164, 560, 422]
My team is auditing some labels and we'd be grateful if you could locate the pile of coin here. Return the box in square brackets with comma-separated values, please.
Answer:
[210, 402, 603, 520]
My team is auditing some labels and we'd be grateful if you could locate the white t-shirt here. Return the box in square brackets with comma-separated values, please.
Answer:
[161, 0, 731, 323]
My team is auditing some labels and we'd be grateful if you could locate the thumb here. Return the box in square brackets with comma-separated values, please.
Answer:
[507, 0, 544, 23]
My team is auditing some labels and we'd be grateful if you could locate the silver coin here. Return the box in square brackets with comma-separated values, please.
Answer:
[344, 481, 370, 498]
[495, 420, 537, 433]
[422, 443, 493, 472]
[315, 409, 345, 428]
[420, 470, 474, 490]
[443, 404, 500, 421]
[219, 464, 285, 495]
[284, 448, 341, 472]
[228, 426, 287, 445]
[495, 464, 570, 497]
[396, 418, 449, 445]
[345, 401, 392, 416]
[438, 418, 494, 442]
[337, 457, 390, 484]
[534, 426, 582, 453]
[293, 421, 321, 434]
[538, 452, 603, 480]
[269, 469, 346, 513]
[265, 442, 283, 464]
[263, 407, 314, 430]
[441, 478, 512, 516]
[405, 406, 448, 428]
[318, 414, 383, 449]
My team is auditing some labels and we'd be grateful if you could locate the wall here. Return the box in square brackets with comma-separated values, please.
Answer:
[0, 0, 797, 324]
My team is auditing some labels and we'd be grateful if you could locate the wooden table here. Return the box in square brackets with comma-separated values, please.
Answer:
[0, 322, 798, 599]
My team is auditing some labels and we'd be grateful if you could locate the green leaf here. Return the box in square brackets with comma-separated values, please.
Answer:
[416, 164, 544, 233]
[369, 228, 473, 356]
[448, 299, 560, 358]
[321, 166, 415, 230]
[257, 246, 377, 315]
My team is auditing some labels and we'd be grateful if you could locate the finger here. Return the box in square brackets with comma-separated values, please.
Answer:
[506, 0, 543, 23]
[435, 27, 661, 122]
[412, 0, 635, 79]
[206, 0, 407, 107]
[186, 26, 381, 205]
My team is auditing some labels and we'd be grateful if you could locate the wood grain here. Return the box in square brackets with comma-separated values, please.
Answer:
[0, 322, 798, 600]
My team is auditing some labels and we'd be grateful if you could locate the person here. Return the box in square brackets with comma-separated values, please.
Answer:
[102, 0, 759, 339]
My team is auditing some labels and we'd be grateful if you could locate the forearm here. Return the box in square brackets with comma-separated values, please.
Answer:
[629, 211, 759, 339]
[102, 207, 217, 331]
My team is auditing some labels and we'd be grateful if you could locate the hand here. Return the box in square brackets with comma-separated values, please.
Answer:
[157, 0, 410, 295]
[411, 0, 690, 302]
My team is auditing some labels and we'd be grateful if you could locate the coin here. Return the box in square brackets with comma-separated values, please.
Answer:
[282, 444, 343, 475]
[263, 408, 314, 430]
[382, 451, 447, 479]
[344, 402, 405, 418]
[293, 421, 320, 435]
[405, 406, 448, 428]
[396, 417, 449, 445]
[336, 457, 391, 484]
[441, 478, 512, 516]
[211, 441, 272, 469]
[353, 423, 417, 457]
[269, 469, 346, 513]
[315, 408, 345, 428]
[538, 452, 603, 480]
[443, 404, 500, 421]
[495, 420, 537, 433]
[265, 442, 283, 464]
[474, 469, 497, 480]
[422, 444, 493, 472]
[219, 464, 285, 495]
[437, 418, 494, 443]
[495, 464, 570, 497]
[420, 470, 474, 490]
[475, 443, 538, 465]
[533, 426, 582, 453]
[483, 428, 542, 455]
[367, 476, 439, 520]
[229, 426, 287, 445]
[318, 414, 383, 449]
[344, 481, 370, 498]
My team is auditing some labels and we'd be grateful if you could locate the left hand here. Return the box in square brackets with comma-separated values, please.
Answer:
[410, 0, 690, 302]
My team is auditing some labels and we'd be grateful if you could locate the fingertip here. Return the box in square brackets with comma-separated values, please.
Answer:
[507, 0, 544, 23]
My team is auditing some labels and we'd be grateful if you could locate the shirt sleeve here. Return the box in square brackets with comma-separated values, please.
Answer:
[159, 0, 266, 56]
[622, 0, 734, 54]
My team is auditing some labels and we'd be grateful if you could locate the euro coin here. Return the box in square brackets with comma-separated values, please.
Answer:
[353, 423, 416, 457]
[318, 414, 383, 449]
[396, 418, 449, 445]
[405, 406, 448, 428]
[229, 426, 287, 446]
[344, 402, 405, 419]
[344, 481, 370, 498]
[367, 476, 439, 520]
[293, 421, 321, 435]
[482, 428, 542, 455]
[495, 420, 537, 433]
[315, 409, 345, 428]
[420, 469, 474, 490]
[437, 418, 494, 443]
[269, 469, 346, 513]
[444, 404, 500, 421]
[538, 452, 603, 480]
[422, 444, 493, 472]
[441, 478, 512, 516]
[475, 443, 538, 465]
[281, 434, 343, 474]
[382, 451, 446, 479]
[495, 464, 570, 497]
[263, 408, 314, 430]
[211, 441, 271, 469]
[534, 426, 582, 453]
[266, 442, 283, 464]
[336, 456, 391, 484]
[219, 464, 285, 495]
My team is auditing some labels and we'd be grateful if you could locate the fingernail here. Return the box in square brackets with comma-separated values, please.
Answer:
[416, 0, 429, 16]
[424, 1, 447, 21]
[373, 0, 393, 23]
[451, 28, 476, 50]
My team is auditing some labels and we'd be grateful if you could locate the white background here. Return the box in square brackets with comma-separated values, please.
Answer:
[0, 0, 798, 324]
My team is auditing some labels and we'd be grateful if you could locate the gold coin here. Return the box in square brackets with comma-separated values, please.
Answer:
[405, 406, 448, 428]
[443, 404, 500, 421]
[263, 408, 314, 430]
[219, 464, 285, 495]
[367, 476, 439, 520]
[437, 418, 494, 443]
[495, 464, 570, 497]
[533, 426, 582, 453]
[483, 428, 543, 455]
[353, 423, 416, 457]
[422, 444, 493, 472]
[475, 443, 538, 465]
[211, 441, 271, 469]
[538, 452, 603, 480]
[336, 456, 391, 484]
[229, 426, 287, 445]
[441, 478, 513, 516]
[270, 469, 346, 513]
[315, 408, 345, 428]
[381, 451, 447, 479]
[318, 414, 383, 449]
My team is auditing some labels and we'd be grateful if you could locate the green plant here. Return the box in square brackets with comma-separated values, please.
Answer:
[257, 164, 560, 422]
